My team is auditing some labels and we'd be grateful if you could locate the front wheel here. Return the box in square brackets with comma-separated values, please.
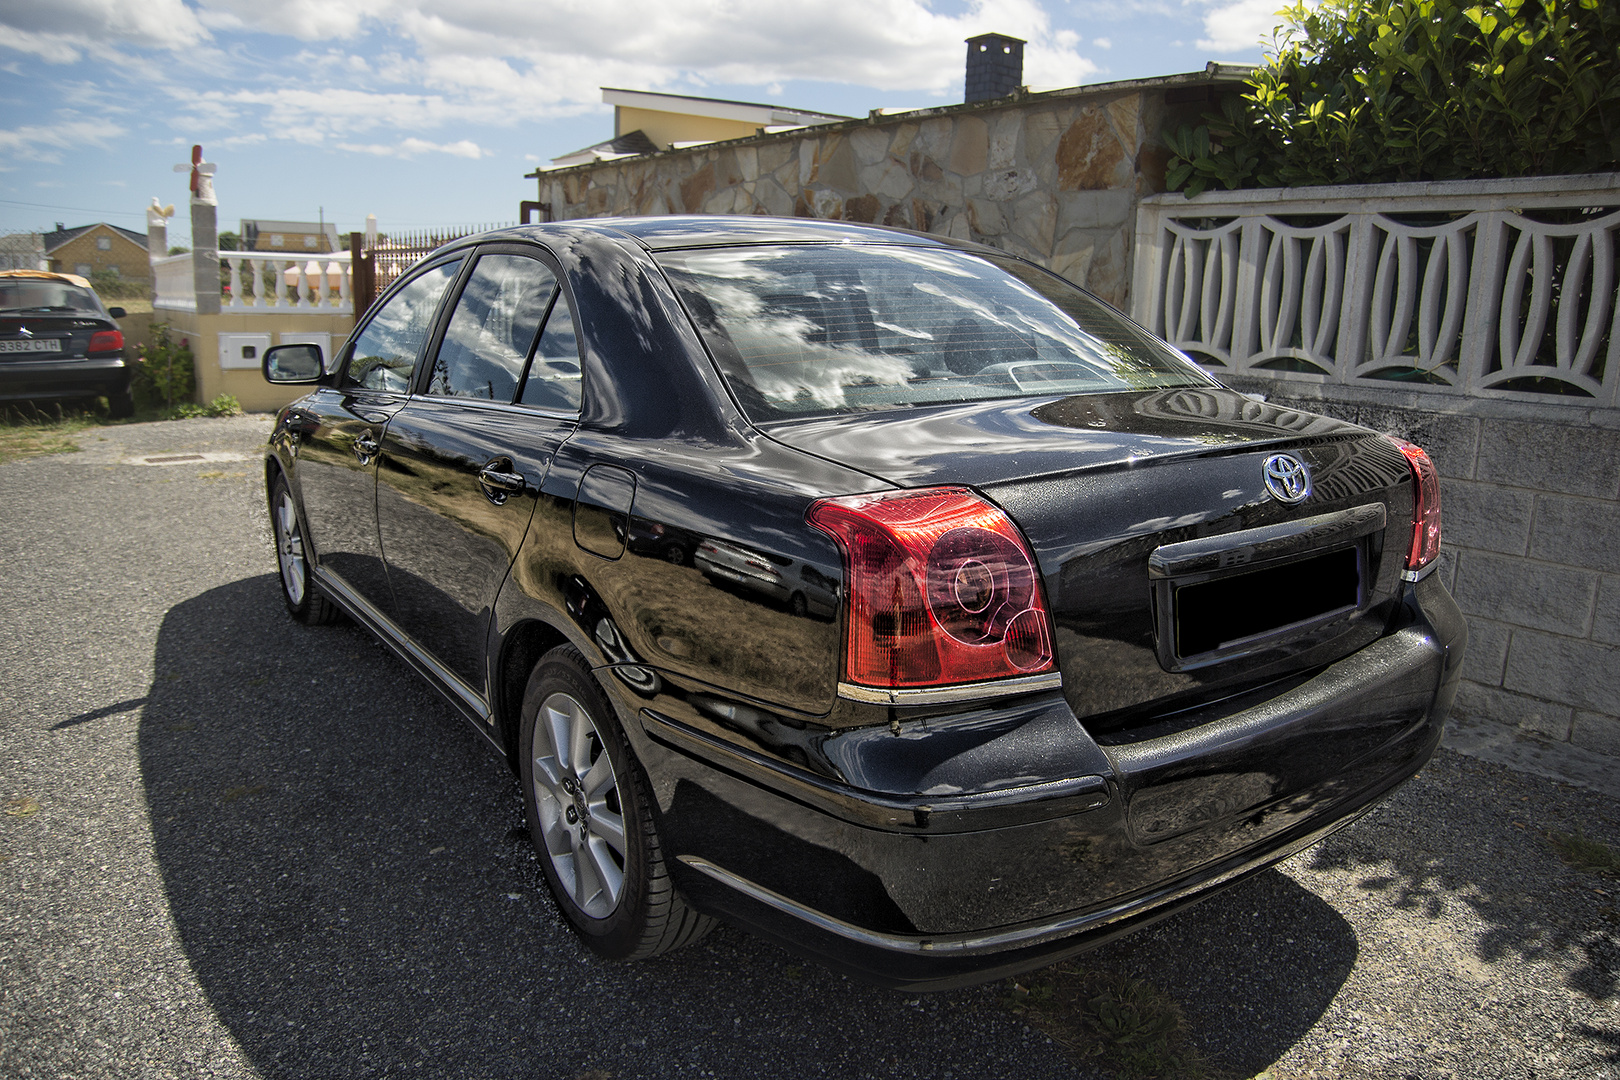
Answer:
[519, 646, 713, 959]
[270, 474, 336, 625]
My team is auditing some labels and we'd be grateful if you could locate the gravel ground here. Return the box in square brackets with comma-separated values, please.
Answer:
[0, 415, 1615, 1079]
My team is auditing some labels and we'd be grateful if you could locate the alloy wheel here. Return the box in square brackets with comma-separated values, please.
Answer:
[274, 489, 306, 605]
[529, 691, 628, 918]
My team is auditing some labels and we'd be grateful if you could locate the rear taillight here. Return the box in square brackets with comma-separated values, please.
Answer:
[87, 329, 123, 353]
[807, 487, 1055, 689]
[1391, 439, 1441, 572]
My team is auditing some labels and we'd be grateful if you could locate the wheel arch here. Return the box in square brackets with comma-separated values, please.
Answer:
[494, 618, 571, 769]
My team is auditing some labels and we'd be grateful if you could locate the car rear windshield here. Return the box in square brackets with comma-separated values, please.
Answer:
[0, 280, 105, 315]
[656, 244, 1214, 420]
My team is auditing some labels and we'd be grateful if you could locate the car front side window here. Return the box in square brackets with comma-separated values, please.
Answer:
[342, 259, 463, 392]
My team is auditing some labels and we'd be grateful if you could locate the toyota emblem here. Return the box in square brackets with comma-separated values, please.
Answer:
[1263, 453, 1312, 503]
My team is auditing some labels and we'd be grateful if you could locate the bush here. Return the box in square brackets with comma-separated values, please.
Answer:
[204, 394, 242, 417]
[1165, 0, 1620, 194]
[134, 323, 196, 410]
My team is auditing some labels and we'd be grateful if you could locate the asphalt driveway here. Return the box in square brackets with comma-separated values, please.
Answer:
[1, 415, 1615, 1079]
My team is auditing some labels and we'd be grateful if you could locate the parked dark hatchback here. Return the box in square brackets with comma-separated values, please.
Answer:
[0, 270, 133, 417]
[261, 217, 1464, 990]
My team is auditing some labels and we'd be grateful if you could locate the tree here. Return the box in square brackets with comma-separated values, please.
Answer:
[1165, 0, 1620, 194]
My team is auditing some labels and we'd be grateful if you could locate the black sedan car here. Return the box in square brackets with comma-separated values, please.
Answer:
[0, 270, 133, 417]
[261, 216, 1464, 990]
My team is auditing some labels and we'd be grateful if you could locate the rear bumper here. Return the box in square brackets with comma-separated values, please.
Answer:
[635, 573, 1465, 990]
[0, 356, 131, 402]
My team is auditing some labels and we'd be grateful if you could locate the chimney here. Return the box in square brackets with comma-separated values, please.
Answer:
[964, 33, 1025, 103]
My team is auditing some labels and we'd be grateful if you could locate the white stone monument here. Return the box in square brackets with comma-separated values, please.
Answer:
[174, 145, 220, 314]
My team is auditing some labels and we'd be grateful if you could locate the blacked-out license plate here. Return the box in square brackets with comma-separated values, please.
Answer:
[1175, 546, 1361, 658]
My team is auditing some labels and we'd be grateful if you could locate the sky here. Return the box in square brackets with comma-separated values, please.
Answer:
[0, 0, 1304, 247]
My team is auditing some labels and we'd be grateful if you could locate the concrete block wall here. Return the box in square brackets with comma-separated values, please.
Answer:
[1229, 376, 1620, 755]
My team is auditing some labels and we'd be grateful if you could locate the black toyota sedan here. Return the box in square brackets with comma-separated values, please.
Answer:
[0, 270, 133, 417]
[260, 216, 1464, 990]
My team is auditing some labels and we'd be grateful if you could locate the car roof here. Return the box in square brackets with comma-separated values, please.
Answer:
[0, 269, 94, 288]
[451, 215, 987, 255]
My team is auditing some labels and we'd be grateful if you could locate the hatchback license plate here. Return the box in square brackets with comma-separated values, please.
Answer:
[0, 338, 63, 354]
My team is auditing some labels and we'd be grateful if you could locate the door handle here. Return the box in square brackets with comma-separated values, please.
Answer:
[353, 432, 380, 464]
[478, 458, 525, 505]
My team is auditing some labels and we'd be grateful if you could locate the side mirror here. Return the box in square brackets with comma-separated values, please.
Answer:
[263, 343, 325, 384]
[107, 306, 127, 319]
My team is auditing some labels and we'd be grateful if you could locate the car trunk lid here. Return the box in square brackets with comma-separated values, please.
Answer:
[766, 387, 1417, 735]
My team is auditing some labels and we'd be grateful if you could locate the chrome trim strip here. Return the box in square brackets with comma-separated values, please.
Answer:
[313, 568, 492, 724]
[678, 802, 1374, 956]
[1400, 560, 1439, 583]
[837, 671, 1063, 706]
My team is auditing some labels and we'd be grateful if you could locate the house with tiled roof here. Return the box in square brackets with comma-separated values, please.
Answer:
[42, 222, 149, 286]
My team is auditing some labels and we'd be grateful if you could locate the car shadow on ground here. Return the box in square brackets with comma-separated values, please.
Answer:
[134, 576, 1357, 1079]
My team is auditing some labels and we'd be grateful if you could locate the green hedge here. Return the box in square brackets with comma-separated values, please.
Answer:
[1166, 0, 1620, 195]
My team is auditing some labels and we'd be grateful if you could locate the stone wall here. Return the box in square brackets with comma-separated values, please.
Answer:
[535, 72, 1239, 309]
[1226, 376, 1620, 757]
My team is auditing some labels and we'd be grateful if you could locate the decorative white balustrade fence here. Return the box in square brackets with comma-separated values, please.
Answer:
[150, 252, 196, 312]
[1130, 173, 1620, 407]
[151, 250, 353, 313]
[220, 252, 352, 313]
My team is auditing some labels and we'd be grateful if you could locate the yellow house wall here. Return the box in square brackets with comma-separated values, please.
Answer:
[47, 225, 151, 284]
[152, 307, 355, 413]
[250, 231, 336, 253]
[615, 107, 762, 148]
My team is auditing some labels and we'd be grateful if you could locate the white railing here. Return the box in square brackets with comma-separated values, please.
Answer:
[1131, 173, 1620, 407]
[151, 250, 353, 313]
[220, 251, 352, 313]
[151, 251, 196, 312]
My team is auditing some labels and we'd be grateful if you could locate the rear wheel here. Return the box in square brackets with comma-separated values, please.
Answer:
[108, 389, 134, 419]
[519, 646, 713, 959]
[270, 474, 336, 625]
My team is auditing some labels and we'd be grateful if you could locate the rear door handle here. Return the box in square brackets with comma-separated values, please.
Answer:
[478, 458, 525, 505]
[353, 432, 380, 464]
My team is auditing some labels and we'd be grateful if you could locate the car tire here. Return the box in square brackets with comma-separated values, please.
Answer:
[270, 473, 337, 625]
[108, 389, 134, 420]
[519, 645, 714, 959]
[789, 591, 809, 618]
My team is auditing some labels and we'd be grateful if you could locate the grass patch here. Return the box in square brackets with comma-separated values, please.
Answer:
[1550, 825, 1620, 877]
[0, 404, 98, 463]
[1004, 965, 1207, 1079]
[4, 796, 41, 817]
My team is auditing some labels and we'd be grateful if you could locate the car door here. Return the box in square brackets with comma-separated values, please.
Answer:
[375, 246, 582, 696]
[290, 256, 467, 616]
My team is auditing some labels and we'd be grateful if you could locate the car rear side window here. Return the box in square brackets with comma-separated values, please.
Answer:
[342, 259, 463, 392]
[517, 289, 582, 413]
[657, 245, 1214, 419]
[427, 254, 556, 402]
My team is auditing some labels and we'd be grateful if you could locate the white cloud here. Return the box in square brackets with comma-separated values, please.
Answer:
[1197, 0, 1311, 54]
[0, 0, 1110, 158]
[0, 118, 125, 163]
[1092, 37, 1111, 49]
[3, 0, 1099, 95]
[337, 137, 487, 158]
[198, 0, 396, 40]
[0, 0, 208, 62]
